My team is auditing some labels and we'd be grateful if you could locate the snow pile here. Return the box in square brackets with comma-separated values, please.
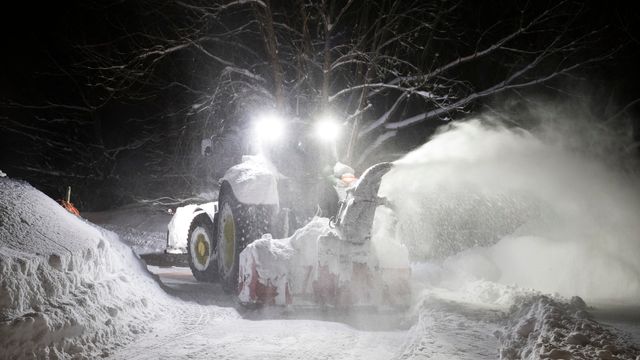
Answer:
[0, 178, 168, 358]
[498, 296, 640, 359]
[0, 169, 6, 177]
[381, 119, 640, 301]
[396, 287, 505, 359]
[399, 278, 639, 359]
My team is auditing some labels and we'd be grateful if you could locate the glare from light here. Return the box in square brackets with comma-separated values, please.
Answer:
[254, 113, 285, 143]
[314, 116, 341, 142]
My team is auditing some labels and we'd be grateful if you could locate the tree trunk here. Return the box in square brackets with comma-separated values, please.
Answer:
[259, 0, 285, 112]
[320, 0, 334, 110]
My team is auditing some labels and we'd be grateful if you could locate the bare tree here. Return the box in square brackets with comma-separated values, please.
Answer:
[76, 0, 617, 170]
[2, 0, 620, 206]
[318, 1, 618, 165]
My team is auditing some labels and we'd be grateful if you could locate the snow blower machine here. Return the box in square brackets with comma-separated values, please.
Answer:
[165, 113, 411, 309]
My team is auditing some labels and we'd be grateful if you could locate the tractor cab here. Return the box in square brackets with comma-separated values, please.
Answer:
[249, 114, 348, 232]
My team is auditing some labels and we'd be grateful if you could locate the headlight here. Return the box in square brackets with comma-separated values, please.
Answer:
[314, 116, 341, 142]
[254, 113, 285, 143]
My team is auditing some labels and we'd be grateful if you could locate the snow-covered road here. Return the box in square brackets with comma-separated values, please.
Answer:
[115, 305, 406, 360]
[109, 265, 515, 360]
[113, 266, 408, 360]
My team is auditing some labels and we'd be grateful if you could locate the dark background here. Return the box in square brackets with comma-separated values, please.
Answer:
[1, 1, 639, 210]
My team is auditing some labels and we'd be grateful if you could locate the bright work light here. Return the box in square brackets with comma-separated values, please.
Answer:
[254, 113, 285, 143]
[314, 116, 341, 142]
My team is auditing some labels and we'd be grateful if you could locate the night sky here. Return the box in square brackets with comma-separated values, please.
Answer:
[1, 1, 639, 210]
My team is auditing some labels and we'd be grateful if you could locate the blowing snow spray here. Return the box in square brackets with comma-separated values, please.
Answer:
[380, 118, 640, 302]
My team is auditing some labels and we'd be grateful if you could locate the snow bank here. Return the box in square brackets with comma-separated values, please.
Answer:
[498, 296, 640, 359]
[382, 119, 640, 302]
[399, 281, 640, 359]
[396, 284, 507, 359]
[0, 178, 168, 358]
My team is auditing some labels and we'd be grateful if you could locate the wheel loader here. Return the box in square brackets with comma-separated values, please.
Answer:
[165, 113, 411, 308]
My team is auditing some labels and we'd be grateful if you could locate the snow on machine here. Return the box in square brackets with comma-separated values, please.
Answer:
[165, 113, 411, 308]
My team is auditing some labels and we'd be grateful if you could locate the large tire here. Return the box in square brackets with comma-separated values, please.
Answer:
[216, 182, 273, 293]
[187, 213, 217, 282]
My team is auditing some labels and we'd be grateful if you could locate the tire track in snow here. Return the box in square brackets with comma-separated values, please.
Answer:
[113, 302, 407, 360]
[112, 301, 236, 359]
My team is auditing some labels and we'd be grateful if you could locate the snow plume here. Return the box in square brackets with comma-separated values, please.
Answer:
[0, 178, 168, 358]
[380, 117, 640, 302]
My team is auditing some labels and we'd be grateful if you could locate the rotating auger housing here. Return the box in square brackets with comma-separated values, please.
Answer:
[238, 161, 411, 308]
